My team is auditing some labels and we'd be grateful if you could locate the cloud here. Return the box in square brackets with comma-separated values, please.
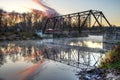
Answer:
[0, 0, 58, 15]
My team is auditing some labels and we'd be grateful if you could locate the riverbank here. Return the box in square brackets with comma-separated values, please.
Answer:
[0, 32, 88, 41]
[0, 32, 43, 41]
[76, 68, 120, 80]
[77, 44, 120, 80]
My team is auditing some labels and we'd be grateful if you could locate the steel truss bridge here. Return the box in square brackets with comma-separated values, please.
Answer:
[42, 10, 111, 34]
[41, 10, 111, 70]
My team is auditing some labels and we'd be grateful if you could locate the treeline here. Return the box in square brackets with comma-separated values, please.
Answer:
[0, 9, 49, 33]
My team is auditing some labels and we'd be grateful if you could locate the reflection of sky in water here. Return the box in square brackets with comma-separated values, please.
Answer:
[0, 58, 33, 80]
[70, 40, 103, 49]
[0, 35, 115, 80]
[51, 35, 103, 49]
[0, 43, 78, 80]
[27, 60, 78, 80]
[0, 43, 44, 80]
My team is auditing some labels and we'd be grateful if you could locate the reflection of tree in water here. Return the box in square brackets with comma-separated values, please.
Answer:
[0, 50, 4, 66]
[0, 49, 6, 67]
[0, 43, 44, 67]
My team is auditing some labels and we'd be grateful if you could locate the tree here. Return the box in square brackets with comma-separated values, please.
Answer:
[0, 9, 3, 28]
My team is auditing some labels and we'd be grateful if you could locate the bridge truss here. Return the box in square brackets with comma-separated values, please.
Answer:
[43, 10, 111, 33]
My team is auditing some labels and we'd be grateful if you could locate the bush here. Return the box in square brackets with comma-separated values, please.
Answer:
[20, 32, 33, 38]
[118, 42, 120, 45]
[99, 45, 120, 71]
[3, 32, 12, 36]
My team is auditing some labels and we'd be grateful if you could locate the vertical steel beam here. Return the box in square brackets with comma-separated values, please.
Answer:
[89, 14, 91, 28]
[78, 13, 81, 33]
[42, 19, 49, 33]
[100, 14, 102, 26]
[68, 15, 71, 33]
[53, 18, 57, 30]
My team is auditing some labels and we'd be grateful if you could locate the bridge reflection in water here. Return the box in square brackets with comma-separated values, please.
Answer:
[42, 42, 105, 69]
[0, 36, 116, 80]
[0, 36, 113, 69]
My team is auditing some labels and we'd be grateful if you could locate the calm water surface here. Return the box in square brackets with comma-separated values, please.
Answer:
[0, 35, 115, 80]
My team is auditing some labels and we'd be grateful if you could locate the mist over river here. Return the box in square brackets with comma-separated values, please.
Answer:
[0, 35, 115, 80]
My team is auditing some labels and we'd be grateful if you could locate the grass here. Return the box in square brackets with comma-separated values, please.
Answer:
[99, 44, 120, 71]
[105, 61, 120, 70]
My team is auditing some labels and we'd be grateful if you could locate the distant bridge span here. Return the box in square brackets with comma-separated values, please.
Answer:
[42, 10, 111, 34]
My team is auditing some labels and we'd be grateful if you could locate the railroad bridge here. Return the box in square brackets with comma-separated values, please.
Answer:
[38, 10, 119, 70]
[42, 10, 111, 34]
[39, 10, 112, 69]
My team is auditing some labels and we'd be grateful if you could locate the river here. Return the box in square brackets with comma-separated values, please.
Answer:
[0, 35, 115, 80]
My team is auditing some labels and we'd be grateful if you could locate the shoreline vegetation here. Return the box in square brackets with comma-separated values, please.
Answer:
[0, 32, 42, 41]
[99, 43, 120, 71]
[0, 32, 88, 41]
[77, 43, 120, 80]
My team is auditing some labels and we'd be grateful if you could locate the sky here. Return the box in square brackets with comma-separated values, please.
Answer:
[0, 0, 120, 26]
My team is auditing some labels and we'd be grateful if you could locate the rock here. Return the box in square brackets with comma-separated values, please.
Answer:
[114, 76, 120, 80]
[106, 73, 115, 79]
[77, 68, 120, 80]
